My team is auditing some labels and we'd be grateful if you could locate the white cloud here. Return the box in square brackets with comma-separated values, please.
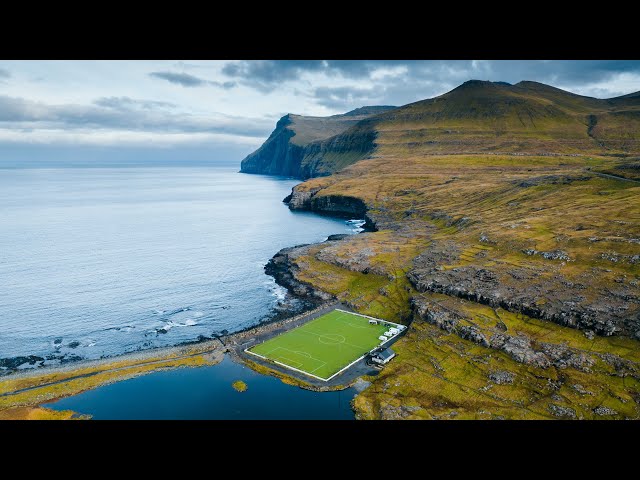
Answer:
[0, 128, 263, 148]
[0, 60, 637, 158]
[559, 72, 640, 98]
[370, 65, 408, 80]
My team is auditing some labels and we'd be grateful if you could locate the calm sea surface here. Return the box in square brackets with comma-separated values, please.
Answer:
[0, 166, 355, 368]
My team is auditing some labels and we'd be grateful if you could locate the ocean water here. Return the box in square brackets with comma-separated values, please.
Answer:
[0, 166, 355, 368]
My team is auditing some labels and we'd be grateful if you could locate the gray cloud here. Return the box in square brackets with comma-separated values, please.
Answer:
[0, 68, 10, 78]
[149, 71, 208, 87]
[222, 61, 326, 92]
[313, 86, 386, 109]
[223, 60, 325, 81]
[221, 60, 444, 91]
[149, 71, 237, 89]
[94, 96, 177, 110]
[0, 94, 273, 138]
[225, 60, 640, 85]
[222, 60, 640, 109]
[209, 80, 237, 89]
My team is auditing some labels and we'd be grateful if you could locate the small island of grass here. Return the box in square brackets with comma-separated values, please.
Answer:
[232, 380, 248, 392]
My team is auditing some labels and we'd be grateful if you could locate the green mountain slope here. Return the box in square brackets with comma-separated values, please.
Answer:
[242, 80, 640, 180]
[264, 80, 640, 419]
[355, 80, 640, 160]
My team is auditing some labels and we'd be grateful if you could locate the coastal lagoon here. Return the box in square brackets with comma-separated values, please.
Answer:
[48, 356, 356, 420]
[0, 166, 355, 369]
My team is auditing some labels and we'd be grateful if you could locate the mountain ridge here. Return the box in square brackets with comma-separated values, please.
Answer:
[241, 80, 640, 179]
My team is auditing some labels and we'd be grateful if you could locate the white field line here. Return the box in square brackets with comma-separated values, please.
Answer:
[329, 311, 403, 351]
[246, 345, 362, 383]
[275, 356, 303, 369]
[244, 348, 329, 382]
[244, 309, 406, 382]
[324, 351, 369, 382]
[309, 361, 328, 374]
[297, 328, 368, 352]
[273, 346, 329, 374]
[285, 323, 367, 351]
[276, 346, 325, 367]
[336, 314, 369, 329]
[334, 309, 405, 329]
[274, 346, 327, 373]
[245, 349, 268, 361]
[263, 345, 283, 356]
[334, 309, 406, 352]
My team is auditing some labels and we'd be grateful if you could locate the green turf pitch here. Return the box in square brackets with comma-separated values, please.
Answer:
[248, 310, 391, 380]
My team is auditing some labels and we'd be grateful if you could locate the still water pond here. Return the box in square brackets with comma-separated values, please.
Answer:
[48, 356, 357, 419]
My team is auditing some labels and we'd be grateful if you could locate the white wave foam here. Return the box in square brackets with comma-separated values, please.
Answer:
[268, 282, 287, 303]
[165, 319, 198, 328]
[346, 219, 366, 233]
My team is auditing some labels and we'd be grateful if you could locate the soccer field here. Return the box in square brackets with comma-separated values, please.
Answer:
[247, 309, 401, 381]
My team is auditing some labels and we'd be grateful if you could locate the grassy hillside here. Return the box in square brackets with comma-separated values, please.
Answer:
[243, 80, 640, 180]
[365, 80, 640, 158]
[288, 106, 397, 146]
[275, 80, 640, 419]
[284, 153, 640, 419]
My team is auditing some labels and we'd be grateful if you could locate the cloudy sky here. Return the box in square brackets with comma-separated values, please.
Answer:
[0, 60, 638, 165]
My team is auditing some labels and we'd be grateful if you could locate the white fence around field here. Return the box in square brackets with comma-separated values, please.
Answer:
[244, 308, 406, 382]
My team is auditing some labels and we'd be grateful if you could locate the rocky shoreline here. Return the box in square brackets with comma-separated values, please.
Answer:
[0, 297, 364, 421]
[0, 204, 363, 381]
[1, 283, 344, 384]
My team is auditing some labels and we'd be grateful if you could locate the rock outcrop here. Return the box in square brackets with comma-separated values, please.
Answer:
[286, 188, 368, 217]
[264, 244, 334, 303]
[410, 296, 631, 374]
[240, 115, 305, 177]
[240, 106, 395, 179]
[408, 244, 640, 337]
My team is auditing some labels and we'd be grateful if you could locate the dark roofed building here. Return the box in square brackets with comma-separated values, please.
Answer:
[371, 347, 396, 365]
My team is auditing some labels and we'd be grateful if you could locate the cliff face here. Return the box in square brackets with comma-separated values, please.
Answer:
[285, 188, 366, 217]
[295, 125, 378, 178]
[239, 115, 305, 177]
[240, 106, 395, 179]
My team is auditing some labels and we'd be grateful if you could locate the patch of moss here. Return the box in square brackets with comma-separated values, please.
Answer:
[0, 406, 89, 420]
[286, 150, 640, 420]
[232, 380, 248, 392]
[0, 350, 221, 415]
[354, 319, 639, 420]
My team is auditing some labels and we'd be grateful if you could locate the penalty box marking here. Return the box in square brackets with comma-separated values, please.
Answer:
[296, 328, 370, 352]
[269, 346, 326, 371]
